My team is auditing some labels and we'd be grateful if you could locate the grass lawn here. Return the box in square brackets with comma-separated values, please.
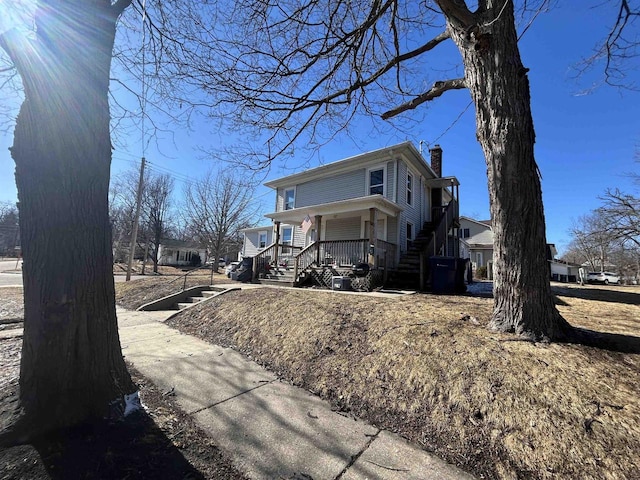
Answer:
[149, 281, 639, 480]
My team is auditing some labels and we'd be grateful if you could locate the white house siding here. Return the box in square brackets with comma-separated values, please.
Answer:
[396, 160, 425, 254]
[295, 169, 366, 207]
[242, 229, 273, 257]
[292, 224, 306, 248]
[460, 218, 491, 238]
[386, 160, 395, 202]
[158, 247, 207, 266]
[325, 217, 362, 241]
[386, 216, 398, 246]
[276, 159, 399, 210]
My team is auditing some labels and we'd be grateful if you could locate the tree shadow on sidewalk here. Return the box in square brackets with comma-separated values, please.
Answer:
[0, 389, 205, 480]
[0, 368, 247, 480]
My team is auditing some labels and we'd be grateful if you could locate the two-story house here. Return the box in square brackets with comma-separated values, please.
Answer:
[458, 217, 494, 278]
[242, 142, 460, 290]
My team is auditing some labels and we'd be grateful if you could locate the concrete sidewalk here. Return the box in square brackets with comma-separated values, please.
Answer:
[117, 307, 475, 480]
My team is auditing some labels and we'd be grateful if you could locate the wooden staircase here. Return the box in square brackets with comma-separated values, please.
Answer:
[387, 201, 459, 290]
[257, 266, 297, 287]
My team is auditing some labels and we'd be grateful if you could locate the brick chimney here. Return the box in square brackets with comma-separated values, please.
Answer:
[429, 144, 442, 178]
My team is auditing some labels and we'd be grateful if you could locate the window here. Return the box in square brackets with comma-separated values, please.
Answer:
[407, 173, 413, 206]
[461, 228, 470, 238]
[258, 231, 267, 249]
[406, 222, 414, 251]
[368, 167, 385, 196]
[284, 188, 295, 210]
[282, 226, 293, 254]
[476, 252, 483, 267]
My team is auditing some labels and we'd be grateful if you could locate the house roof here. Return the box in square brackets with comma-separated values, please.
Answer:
[159, 239, 204, 249]
[460, 229, 494, 248]
[240, 225, 272, 233]
[264, 194, 403, 224]
[460, 216, 492, 229]
[264, 142, 455, 189]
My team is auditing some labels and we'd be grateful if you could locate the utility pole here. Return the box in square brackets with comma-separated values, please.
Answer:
[126, 157, 146, 281]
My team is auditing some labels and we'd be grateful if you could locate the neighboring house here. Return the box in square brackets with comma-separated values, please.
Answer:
[157, 239, 207, 267]
[241, 226, 274, 258]
[241, 142, 461, 289]
[459, 220, 570, 282]
[459, 217, 494, 278]
[550, 259, 581, 283]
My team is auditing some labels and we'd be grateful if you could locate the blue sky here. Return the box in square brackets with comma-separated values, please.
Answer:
[0, 2, 638, 255]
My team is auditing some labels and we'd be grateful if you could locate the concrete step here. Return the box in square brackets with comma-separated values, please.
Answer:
[176, 302, 194, 310]
[185, 296, 205, 303]
[201, 290, 219, 298]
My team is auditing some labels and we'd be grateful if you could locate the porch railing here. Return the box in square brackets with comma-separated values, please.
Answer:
[252, 243, 303, 280]
[376, 239, 397, 270]
[256, 238, 398, 284]
[315, 239, 369, 267]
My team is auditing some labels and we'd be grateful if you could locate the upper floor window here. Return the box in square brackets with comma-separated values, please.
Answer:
[460, 228, 470, 238]
[407, 172, 413, 206]
[368, 166, 385, 196]
[284, 188, 295, 210]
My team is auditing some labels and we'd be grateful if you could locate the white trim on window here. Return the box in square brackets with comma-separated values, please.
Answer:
[406, 221, 414, 251]
[366, 164, 387, 197]
[284, 187, 296, 211]
[407, 172, 414, 206]
[258, 231, 268, 249]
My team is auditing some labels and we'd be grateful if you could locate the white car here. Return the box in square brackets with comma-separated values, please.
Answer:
[587, 272, 620, 285]
[225, 261, 240, 277]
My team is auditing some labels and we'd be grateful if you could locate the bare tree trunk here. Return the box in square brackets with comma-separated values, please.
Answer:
[444, 1, 572, 340]
[2, 1, 135, 437]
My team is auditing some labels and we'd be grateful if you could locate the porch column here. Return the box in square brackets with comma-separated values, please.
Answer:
[274, 221, 281, 265]
[314, 215, 322, 265]
[368, 208, 378, 267]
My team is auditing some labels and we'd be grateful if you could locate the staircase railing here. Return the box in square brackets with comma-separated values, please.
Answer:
[252, 243, 303, 281]
[293, 242, 317, 282]
[426, 199, 458, 257]
[252, 243, 277, 281]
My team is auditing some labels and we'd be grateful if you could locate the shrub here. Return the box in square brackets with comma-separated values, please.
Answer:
[476, 265, 487, 279]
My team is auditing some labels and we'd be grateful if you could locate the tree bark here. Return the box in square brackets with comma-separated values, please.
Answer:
[3, 0, 135, 436]
[441, 0, 572, 340]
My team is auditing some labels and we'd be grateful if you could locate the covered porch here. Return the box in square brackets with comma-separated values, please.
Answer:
[252, 195, 400, 286]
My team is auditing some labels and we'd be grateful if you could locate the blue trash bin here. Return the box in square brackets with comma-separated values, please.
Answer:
[430, 256, 457, 294]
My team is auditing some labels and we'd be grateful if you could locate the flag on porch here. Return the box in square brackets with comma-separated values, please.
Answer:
[300, 214, 313, 233]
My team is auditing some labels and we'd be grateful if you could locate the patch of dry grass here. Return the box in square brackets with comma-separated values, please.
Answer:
[114, 273, 230, 309]
[0, 288, 23, 322]
[169, 285, 640, 479]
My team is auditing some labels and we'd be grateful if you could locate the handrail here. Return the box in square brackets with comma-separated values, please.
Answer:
[252, 242, 278, 281]
[293, 242, 317, 281]
[253, 242, 304, 281]
[162, 264, 218, 291]
[426, 198, 458, 257]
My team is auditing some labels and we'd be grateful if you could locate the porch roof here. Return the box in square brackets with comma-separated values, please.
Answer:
[424, 176, 460, 187]
[264, 194, 402, 224]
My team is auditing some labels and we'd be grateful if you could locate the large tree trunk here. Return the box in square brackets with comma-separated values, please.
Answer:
[3, 0, 135, 436]
[442, 1, 572, 340]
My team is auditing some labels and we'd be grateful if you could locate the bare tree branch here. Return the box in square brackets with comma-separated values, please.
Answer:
[381, 77, 467, 120]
